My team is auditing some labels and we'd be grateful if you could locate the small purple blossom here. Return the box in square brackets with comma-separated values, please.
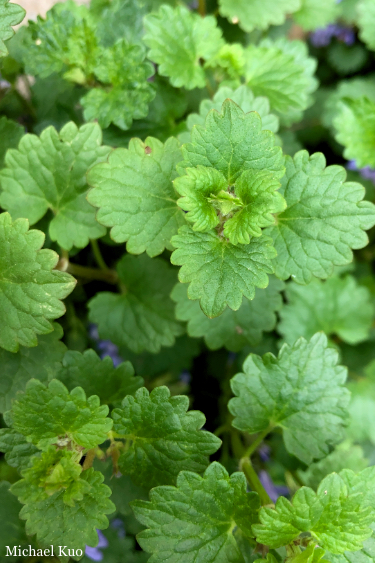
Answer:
[310, 24, 355, 48]
[259, 470, 289, 503]
[88, 323, 124, 366]
[346, 160, 375, 185]
[85, 530, 108, 561]
[258, 444, 271, 462]
[179, 370, 192, 385]
[111, 518, 126, 538]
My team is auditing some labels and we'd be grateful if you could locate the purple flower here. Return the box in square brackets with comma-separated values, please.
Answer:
[310, 24, 355, 47]
[259, 470, 289, 503]
[346, 160, 375, 185]
[88, 323, 124, 366]
[258, 444, 271, 462]
[179, 370, 192, 385]
[111, 518, 126, 538]
[85, 530, 108, 561]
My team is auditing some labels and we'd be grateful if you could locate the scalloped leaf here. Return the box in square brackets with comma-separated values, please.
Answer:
[143, 5, 224, 89]
[112, 386, 221, 488]
[87, 136, 186, 257]
[0, 213, 76, 353]
[0, 123, 111, 250]
[229, 333, 350, 464]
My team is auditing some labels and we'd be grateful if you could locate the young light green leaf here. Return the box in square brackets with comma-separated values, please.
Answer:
[0, 212, 76, 353]
[88, 254, 183, 353]
[229, 333, 350, 464]
[12, 467, 114, 562]
[171, 277, 284, 351]
[0, 116, 24, 167]
[253, 472, 374, 553]
[245, 38, 318, 123]
[0, 122, 111, 250]
[81, 39, 155, 130]
[218, 0, 301, 33]
[0, 428, 39, 472]
[0, 323, 66, 413]
[186, 84, 279, 135]
[171, 226, 277, 318]
[112, 386, 221, 488]
[356, 0, 375, 51]
[0, 0, 25, 57]
[175, 167, 286, 244]
[265, 151, 375, 284]
[298, 443, 369, 490]
[181, 99, 284, 183]
[143, 5, 224, 89]
[293, 0, 339, 30]
[9, 378, 113, 450]
[87, 136, 186, 257]
[278, 276, 374, 345]
[132, 462, 260, 563]
[333, 97, 375, 169]
[56, 349, 143, 405]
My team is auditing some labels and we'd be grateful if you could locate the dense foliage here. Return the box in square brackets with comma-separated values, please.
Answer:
[1, 0, 375, 561]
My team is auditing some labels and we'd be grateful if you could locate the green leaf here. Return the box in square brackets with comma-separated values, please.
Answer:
[0, 116, 24, 167]
[88, 254, 183, 353]
[56, 349, 143, 405]
[175, 167, 286, 245]
[218, 0, 301, 33]
[12, 467, 114, 561]
[186, 85, 279, 135]
[171, 276, 284, 351]
[180, 99, 284, 183]
[0, 122, 112, 250]
[0, 428, 39, 472]
[357, 0, 375, 51]
[0, 0, 25, 57]
[293, 0, 339, 30]
[81, 39, 155, 130]
[333, 97, 375, 169]
[298, 443, 369, 490]
[171, 225, 277, 318]
[0, 481, 25, 546]
[24, 5, 99, 80]
[278, 276, 374, 345]
[265, 151, 375, 284]
[253, 472, 374, 553]
[229, 332, 350, 464]
[0, 323, 67, 413]
[346, 362, 375, 445]
[0, 212, 76, 353]
[245, 38, 318, 123]
[112, 386, 221, 488]
[132, 462, 260, 563]
[9, 378, 112, 450]
[143, 5, 224, 89]
[87, 136, 186, 257]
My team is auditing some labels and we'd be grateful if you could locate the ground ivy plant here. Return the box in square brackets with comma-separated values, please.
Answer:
[1, 0, 375, 561]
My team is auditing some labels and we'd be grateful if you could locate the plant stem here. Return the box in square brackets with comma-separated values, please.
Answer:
[82, 448, 97, 470]
[240, 457, 272, 506]
[243, 426, 273, 459]
[198, 0, 206, 16]
[90, 238, 109, 270]
[66, 262, 118, 284]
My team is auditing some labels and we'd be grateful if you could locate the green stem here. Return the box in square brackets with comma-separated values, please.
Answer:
[214, 424, 229, 437]
[198, 0, 206, 16]
[240, 457, 272, 506]
[66, 262, 118, 284]
[243, 426, 273, 459]
[90, 238, 109, 270]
